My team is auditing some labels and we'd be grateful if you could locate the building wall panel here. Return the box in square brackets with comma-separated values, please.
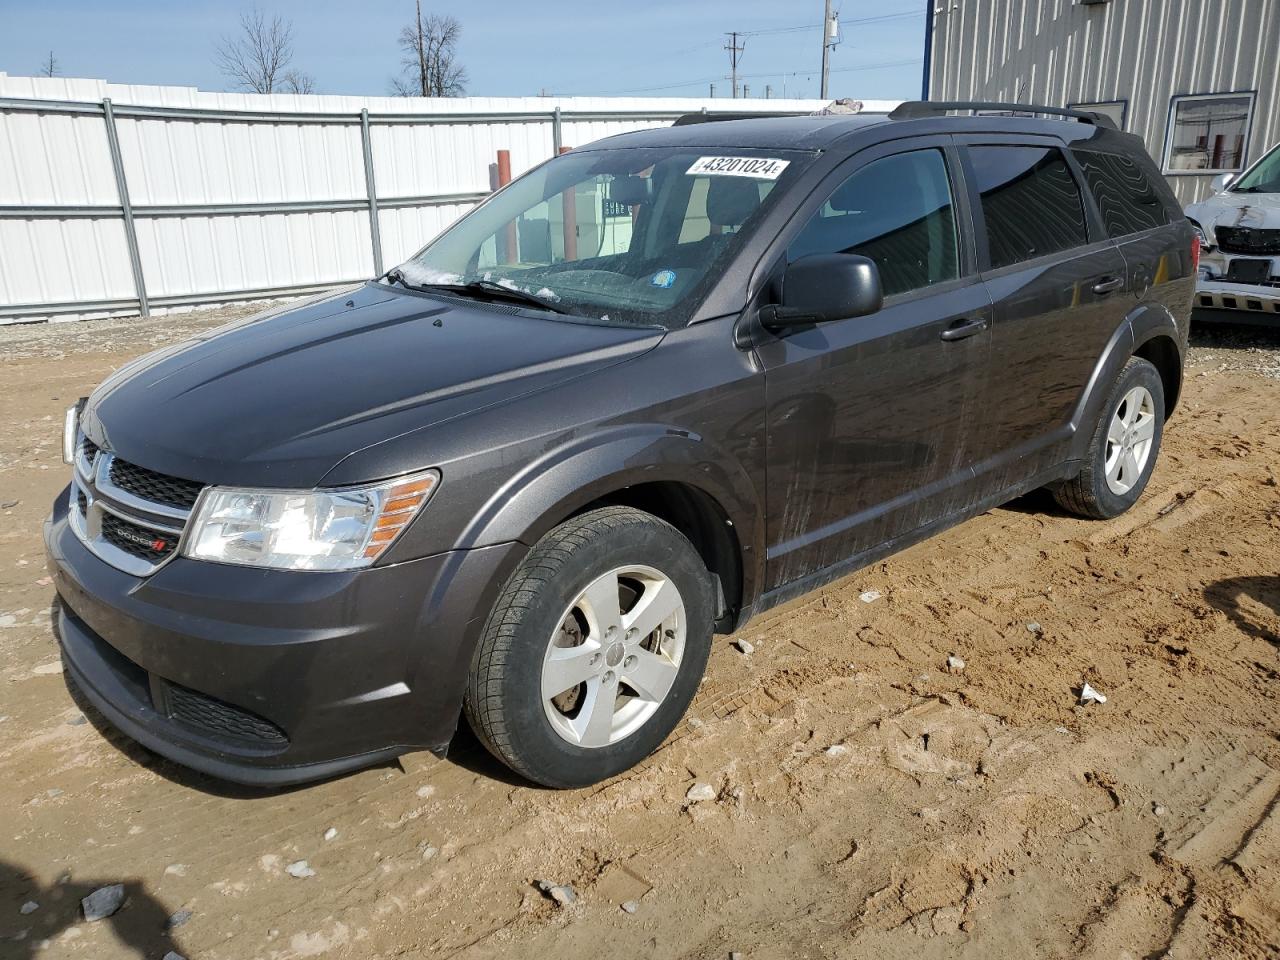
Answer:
[929, 0, 1280, 205]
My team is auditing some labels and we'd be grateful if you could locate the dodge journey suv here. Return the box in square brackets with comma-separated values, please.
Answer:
[47, 101, 1194, 788]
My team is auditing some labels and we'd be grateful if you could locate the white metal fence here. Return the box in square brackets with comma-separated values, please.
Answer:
[0, 76, 846, 324]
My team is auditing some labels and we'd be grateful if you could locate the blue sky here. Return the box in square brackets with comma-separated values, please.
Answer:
[0, 0, 928, 100]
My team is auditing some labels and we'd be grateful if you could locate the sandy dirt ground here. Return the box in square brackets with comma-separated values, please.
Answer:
[0, 304, 1277, 960]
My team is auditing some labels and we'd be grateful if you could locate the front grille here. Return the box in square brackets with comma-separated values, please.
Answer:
[108, 458, 204, 511]
[1216, 226, 1280, 256]
[166, 682, 288, 746]
[80, 436, 100, 463]
[101, 512, 179, 564]
[75, 489, 88, 516]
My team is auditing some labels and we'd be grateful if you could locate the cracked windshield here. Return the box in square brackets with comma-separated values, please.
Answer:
[392, 147, 808, 327]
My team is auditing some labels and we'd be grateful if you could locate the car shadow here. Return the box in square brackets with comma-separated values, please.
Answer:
[0, 859, 185, 958]
[1191, 308, 1280, 338]
[428, 720, 538, 789]
[1204, 575, 1280, 650]
[992, 486, 1072, 518]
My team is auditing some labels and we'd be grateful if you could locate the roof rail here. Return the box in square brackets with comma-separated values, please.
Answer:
[889, 100, 1118, 130]
[672, 111, 802, 126]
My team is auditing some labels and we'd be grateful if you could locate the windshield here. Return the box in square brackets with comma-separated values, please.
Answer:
[1232, 142, 1280, 193]
[393, 146, 810, 328]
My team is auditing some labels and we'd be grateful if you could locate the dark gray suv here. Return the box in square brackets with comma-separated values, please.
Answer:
[46, 101, 1195, 788]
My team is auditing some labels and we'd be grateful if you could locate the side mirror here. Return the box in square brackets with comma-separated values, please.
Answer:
[1211, 172, 1236, 193]
[760, 254, 883, 330]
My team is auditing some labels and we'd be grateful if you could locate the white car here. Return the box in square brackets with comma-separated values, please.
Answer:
[1185, 141, 1280, 319]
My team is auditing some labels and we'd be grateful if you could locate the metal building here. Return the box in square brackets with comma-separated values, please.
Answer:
[925, 0, 1280, 205]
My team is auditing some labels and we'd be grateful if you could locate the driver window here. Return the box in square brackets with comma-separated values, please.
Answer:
[788, 149, 960, 298]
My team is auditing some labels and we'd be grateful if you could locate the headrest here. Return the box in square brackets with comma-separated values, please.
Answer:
[706, 178, 761, 227]
[609, 176, 652, 205]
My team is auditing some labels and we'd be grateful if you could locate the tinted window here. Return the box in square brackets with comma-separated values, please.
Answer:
[1073, 149, 1171, 237]
[789, 149, 959, 298]
[969, 146, 1089, 269]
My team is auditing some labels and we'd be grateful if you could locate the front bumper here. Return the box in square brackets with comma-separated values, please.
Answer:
[1195, 278, 1280, 315]
[45, 485, 520, 786]
[1196, 250, 1280, 316]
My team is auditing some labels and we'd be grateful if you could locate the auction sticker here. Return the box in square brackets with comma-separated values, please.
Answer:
[686, 156, 790, 179]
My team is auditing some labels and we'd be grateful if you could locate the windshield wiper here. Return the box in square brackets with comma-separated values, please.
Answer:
[429, 279, 570, 314]
[384, 266, 414, 288]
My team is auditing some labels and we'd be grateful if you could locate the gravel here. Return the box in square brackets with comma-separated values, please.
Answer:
[733, 639, 754, 655]
[166, 908, 193, 929]
[81, 884, 125, 921]
[1188, 317, 1280, 379]
[686, 782, 717, 802]
[286, 860, 316, 879]
[535, 880, 577, 907]
[19, 901, 38, 915]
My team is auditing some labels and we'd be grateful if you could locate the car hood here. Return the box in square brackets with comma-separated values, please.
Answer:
[83, 283, 663, 488]
[1186, 189, 1280, 237]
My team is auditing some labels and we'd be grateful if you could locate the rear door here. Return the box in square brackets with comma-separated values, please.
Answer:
[754, 137, 992, 590]
[957, 136, 1130, 490]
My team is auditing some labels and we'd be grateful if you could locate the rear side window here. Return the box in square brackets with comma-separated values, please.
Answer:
[1073, 149, 1171, 237]
[788, 149, 959, 298]
[969, 146, 1089, 269]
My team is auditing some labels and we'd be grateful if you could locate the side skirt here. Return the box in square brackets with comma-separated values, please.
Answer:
[737, 462, 1072, 627]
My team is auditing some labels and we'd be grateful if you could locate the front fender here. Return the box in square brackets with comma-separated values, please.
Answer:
[1068, 301, 1181, 463]
[456, 423, 766, 604]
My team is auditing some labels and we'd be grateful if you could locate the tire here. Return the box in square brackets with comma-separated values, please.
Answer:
[463, 506, 715, 788]
[1054, 356, 1165, 519]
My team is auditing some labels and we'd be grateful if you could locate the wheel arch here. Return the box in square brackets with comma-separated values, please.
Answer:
[1068, 302, 1183, 462]
[455, 424, 764, 628]
[1131, 331, 1183, 418]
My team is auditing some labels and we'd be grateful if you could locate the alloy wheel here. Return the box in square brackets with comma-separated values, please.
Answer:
[1104, 385, 1156, 495]
[540, 564, 686, 748]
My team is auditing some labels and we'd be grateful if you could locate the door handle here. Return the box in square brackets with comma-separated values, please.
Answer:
[1092, 276, 1124, 294]
[939, 316, 989, 341]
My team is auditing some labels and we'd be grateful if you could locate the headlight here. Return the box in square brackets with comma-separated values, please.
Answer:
[183, 469, 439, 571]
[62, 401, 84, 464]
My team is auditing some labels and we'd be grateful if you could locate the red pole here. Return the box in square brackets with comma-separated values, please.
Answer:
[496, 149, 516, 263]
[558, 146, 577, 262]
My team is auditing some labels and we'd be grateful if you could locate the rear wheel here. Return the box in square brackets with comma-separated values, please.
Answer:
[1054, 356, 1165, 519]
[464, 506, 714, 788]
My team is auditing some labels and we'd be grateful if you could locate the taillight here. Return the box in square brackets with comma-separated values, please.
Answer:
[1191, 234, 1200, 272]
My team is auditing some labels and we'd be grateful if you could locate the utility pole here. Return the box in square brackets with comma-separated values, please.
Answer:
[725, 31, 745, 98]
[742, 83, 750, 98]
[820, 0, 837, 98]
[709, 82, 716, 98]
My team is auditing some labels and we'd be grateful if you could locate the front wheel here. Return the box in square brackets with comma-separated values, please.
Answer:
[463, 506, 715, 788]
[1054, 356, 1165, 519]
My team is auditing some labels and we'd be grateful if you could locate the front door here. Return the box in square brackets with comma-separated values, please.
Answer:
[754, 140, 992, 591]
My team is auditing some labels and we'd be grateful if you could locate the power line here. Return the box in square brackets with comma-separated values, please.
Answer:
[602, 56, 924, 96]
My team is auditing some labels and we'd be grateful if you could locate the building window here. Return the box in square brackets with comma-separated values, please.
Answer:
[1069, 100, 1126, 130]
[1163, 92, 1256, 175]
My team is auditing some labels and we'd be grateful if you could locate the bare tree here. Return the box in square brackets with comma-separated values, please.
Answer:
[282, 69, 315, 95]
[392, 3, 466, 97]
[216, 8, 314, 94]
[38, 51, 58, 78]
